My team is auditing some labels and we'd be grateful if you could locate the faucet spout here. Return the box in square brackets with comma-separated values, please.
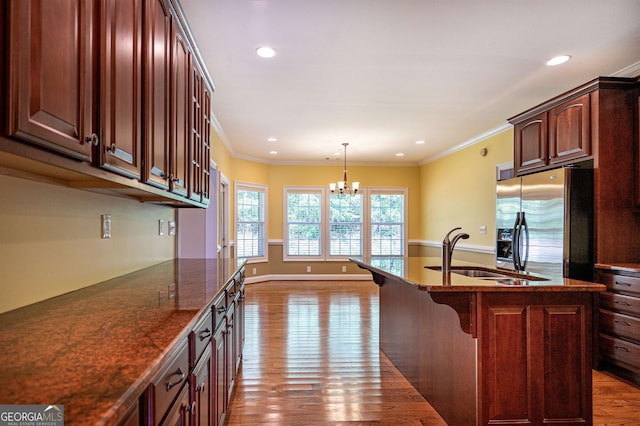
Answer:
[442, 227, 470, 285]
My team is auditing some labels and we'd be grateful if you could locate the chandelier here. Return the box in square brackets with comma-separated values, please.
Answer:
[329, 143, 360, 194]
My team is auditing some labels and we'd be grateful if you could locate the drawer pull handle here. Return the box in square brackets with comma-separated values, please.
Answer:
[615, 280, 632, 287]
[216, 306, 226, 314]
[165, 367, 185, 391]
[614, 345, 631, 353]
[199, 328, 212, 341]
[614, 320, 632, 327]
[614, 301, 632, 307]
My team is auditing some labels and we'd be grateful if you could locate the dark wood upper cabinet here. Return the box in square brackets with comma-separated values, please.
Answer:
[513, 112, 547, 173]
[170, 22, 190, 197]
[98, 0, 143, 179]
[549, 93, 591, 165]
[143, 0, 172, 190]
[3, 0, 214, 207]
[6, 0, 94, 161]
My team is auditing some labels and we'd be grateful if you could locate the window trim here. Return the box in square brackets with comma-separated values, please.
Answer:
[283, 186, 408, 262]
[283, 186, 326, 261]
[368, 187, 409, 259]
[235, 181, 268, 263]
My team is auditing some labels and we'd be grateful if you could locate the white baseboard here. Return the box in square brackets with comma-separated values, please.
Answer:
[244, 273, 372, 284]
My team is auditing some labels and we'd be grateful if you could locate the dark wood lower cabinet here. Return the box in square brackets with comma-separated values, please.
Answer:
[478, 292, 593, 425]
[139, 268, 245, 426]
[369, 269, 598, 426]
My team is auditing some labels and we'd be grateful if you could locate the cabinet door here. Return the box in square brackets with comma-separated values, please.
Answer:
[7, 0, 94, 161]
[143, 0, 171, 189]
[98, 0, 142, 179]
[213, 324, 227, 426]
[549, 93, 591, 165]
[159, 384, 190, 426]
[479, 292, 592, 425]
[201, 83, 212, 205]
[514, 112, 547, 174]
[188, 63, 204, 202]
[226, 307, 236, 400]
[170, 23, 190, 196]
[192, 347, 212, 426]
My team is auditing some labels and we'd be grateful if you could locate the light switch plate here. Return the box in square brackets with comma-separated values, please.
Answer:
[158, 219, 164, 236]
[101, 214, 112, 239]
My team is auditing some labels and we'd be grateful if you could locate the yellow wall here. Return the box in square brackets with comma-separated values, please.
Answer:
[419, 129, 513, 248]
[0, 175, 175, 313]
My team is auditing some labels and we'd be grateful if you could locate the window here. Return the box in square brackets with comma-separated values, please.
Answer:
[284, 187, 406, 261]
[370, 192, 405, 256]
[329, 193, 363, 257]
[369, 191, 406, 275]
[286, 189, 323, 258]
[235, 183, 267, 261]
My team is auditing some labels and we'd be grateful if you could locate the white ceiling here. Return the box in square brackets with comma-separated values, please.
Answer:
[179, 0, 640, 166]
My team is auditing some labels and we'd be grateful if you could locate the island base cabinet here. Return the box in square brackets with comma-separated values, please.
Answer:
[478, 292, 593, 425]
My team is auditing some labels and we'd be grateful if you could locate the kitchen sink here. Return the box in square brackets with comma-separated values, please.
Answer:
[425, 265, 549, 283]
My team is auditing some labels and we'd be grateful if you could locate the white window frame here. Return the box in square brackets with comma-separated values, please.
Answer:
[283, 187, 325, 261]
[326, 190, 365, 261]
[235, 182, 268, 263]
[283, 186, 408, 261]
[368, 187, 408, 259]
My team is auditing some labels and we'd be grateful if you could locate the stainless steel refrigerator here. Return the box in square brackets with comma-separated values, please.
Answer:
[495, 166, 593, 280]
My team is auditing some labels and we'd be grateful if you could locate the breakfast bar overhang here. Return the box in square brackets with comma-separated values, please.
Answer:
[351, 256, 606, 426]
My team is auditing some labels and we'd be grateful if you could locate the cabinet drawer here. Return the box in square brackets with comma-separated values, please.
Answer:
[600, 309, 640, 343]
[151, 340, 189, 423]
[225, 279, 237, 308]
[600, 333, 640, 371]
[213, 293, 226, 330]
[599, 273, 640, 296]
[190, 309, 213, 368]
[600, 291, 640, 317]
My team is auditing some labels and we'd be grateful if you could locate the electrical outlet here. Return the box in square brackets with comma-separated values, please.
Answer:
[168, 221, 176, 236]
[342, 266, 347, 273]
[253, 267, 257, 275]
[158, 219, 164, 236]
[479, 225, 487, 235]
[306, 266, 311, 273]
[101, 214, 111, 239]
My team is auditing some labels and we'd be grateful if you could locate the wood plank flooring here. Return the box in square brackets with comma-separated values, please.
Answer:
[226, 281, 640, 425]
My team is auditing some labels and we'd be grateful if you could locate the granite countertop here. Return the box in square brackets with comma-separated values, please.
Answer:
[595, 262, 640, 273]
[0, 258, 245, 425]
[351, 256, 606, 292]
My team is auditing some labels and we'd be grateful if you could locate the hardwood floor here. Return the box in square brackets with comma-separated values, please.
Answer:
[226, 281, 640, 425]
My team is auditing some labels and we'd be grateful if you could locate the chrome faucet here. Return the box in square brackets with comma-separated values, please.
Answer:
[442, 227, 470, 285]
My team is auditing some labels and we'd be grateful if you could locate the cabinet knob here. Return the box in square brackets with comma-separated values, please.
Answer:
[106, 143, 116, 153]
[84, 133, 99, 146]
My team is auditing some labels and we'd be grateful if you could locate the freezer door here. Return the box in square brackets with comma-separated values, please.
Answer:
[521, 168, 565, 277]
[495, 177, 521, 270]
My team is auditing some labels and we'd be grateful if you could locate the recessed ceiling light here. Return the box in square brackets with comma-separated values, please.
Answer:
[395, 152, 405, 157]
[546, 55, 571, 66]
[415, 140, 425, 145]
[267, 137, 277, 142]
[269, 150, 277, 155]
[256, 46, 276, 58]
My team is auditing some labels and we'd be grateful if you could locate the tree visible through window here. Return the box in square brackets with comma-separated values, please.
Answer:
[236, 184, 266, 259]
[287, 191, 322, 256]
[329, 193, 363, 256]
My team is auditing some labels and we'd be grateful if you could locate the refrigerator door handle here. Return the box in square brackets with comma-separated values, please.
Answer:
[512, 213, 521, 270]
[520, 212, 529, 271]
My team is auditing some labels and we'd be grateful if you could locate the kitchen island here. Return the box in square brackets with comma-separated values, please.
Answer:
[351, 256, 606, 426]
[0, 258, 246, 425]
